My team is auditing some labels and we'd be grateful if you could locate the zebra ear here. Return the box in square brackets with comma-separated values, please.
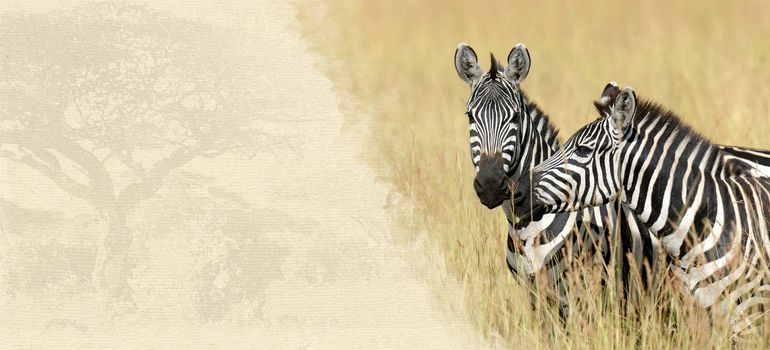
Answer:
[455, 43, 483, 84]
[612, 87, 636, 131]
[504, 43, 530, 84]
[600, 81, 620, 105]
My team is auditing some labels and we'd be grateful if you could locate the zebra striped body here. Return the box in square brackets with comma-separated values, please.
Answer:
[530, 86, 770, 335]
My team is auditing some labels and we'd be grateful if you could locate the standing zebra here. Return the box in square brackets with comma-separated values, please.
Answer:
[455, 43, 659, 304]
[456, 43, 770, 309]
[525, 85, 770, 336]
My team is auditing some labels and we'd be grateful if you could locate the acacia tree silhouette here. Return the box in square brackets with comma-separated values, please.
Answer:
[0, 3, 268, 307]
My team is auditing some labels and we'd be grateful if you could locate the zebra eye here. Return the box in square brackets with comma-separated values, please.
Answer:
[576, 145, 592, 156]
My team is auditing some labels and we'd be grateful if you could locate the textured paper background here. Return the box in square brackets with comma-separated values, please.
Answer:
[0, 1, 490, 348]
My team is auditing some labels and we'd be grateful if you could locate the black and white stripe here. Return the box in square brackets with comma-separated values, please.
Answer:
[456, 44, 657, 303]
[456, 45, 770, 312]
[718, 145, 770, 178]
[531, 85, 770, 335]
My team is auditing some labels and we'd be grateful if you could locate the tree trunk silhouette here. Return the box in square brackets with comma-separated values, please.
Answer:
[92, 205, 134, 308]
[0, 130, 210, 308]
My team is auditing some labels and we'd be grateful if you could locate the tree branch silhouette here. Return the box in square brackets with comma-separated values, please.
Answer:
[117, 146, 197, 206]
[0, 146, 95, 202]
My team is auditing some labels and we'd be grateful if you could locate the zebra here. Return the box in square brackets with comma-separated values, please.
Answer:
[455, 43, 660, 305]
[455, 43, 770, 309]
[525, 85, 770, 336]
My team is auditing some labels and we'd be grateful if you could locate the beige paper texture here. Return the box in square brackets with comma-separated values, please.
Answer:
[0, 1, 489, 348]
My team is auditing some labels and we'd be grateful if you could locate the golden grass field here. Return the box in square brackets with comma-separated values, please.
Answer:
[299, 1, 770, 348]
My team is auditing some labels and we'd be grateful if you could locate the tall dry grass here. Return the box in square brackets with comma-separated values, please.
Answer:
[298, 1, 770, 348]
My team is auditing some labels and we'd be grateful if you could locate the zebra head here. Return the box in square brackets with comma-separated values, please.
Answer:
[526, 86, 637, 222]
[455, 42, 531, 209]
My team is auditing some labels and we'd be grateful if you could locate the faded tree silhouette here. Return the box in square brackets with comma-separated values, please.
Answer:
[0, 172, 290, 323]
[130, 171, 290, 322]
[0, 3, 269, 307]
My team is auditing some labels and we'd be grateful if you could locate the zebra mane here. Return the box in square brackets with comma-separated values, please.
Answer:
[592, 96, 716, 149]
[635, 99, 710, 149]
[594, 96, 750, 176]
[488, 53, 500, 79]
[523, 90, 561, 152]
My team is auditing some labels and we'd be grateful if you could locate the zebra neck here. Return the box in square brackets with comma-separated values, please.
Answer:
[514, 100, 560, 177]
[506, 100, 561, 243]
[618, 119, 743, 246]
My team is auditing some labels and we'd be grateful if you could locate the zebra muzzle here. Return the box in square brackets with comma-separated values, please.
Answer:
[474, 154, 509, 209]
